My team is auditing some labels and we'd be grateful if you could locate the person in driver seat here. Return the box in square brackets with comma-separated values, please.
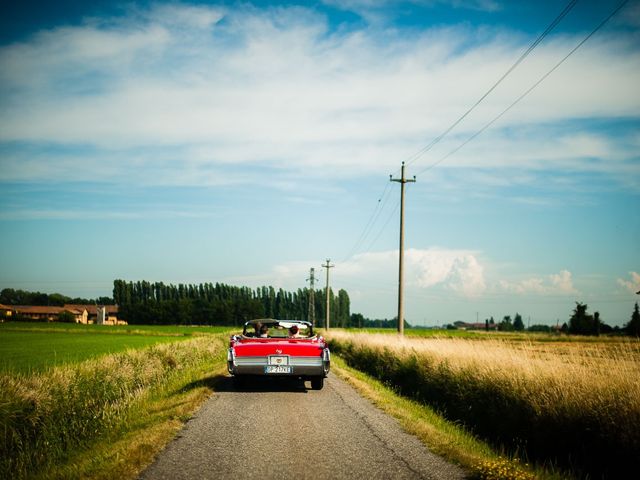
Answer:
[259, 324, 269, 338]
[288, 325, 301, 338]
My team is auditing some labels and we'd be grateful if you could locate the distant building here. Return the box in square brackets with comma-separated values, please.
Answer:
[9, 304, 124, 324]
[63, 304, 122, 325]
[0, 303, 12, 321]
[14, 305, 83, 322]
[452, 321, 498, 331]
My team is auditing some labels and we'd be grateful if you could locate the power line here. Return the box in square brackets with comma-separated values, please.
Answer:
[404, 0, 580, 168]
[342, 181, 393, 262]
[340, 0, 580, 263]
[416, 0, 630, 176]
[364, 198, 400, 253]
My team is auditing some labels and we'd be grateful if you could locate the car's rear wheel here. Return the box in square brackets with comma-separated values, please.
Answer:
[233, 375, 246, 389]
[310, 377, 324, 390]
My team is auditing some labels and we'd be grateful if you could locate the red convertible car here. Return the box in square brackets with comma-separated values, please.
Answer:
[227, 319, 330, 390]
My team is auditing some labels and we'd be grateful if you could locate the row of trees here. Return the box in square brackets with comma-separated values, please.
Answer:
[0, 288, 113, 307]
[479, 303, 640, 336]
[480, 314, 527, 332]
[569, 301, 640, 337]
[348, 314, 413, 329]
[112, 279, 352, 326]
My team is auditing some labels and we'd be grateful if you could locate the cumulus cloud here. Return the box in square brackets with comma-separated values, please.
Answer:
[228, 247, 486, 298]
[337, 248, 487, 297]
[405, 248, 486, 296]
[499, 269, 578, 295]
[0, 3, 638, 187]
[617, 271, 640, 294]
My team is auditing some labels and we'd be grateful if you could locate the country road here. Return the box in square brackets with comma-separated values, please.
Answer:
[139, 374, 467, 480]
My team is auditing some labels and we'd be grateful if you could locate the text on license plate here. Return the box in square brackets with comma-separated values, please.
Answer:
[265, 365, 292, 374]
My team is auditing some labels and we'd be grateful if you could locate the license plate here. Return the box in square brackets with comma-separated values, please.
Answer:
[265, 365, 292, 374]
[268, 355, 289, 366]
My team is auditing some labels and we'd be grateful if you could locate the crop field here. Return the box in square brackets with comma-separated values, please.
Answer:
[0, 323, 229, 479]
[0, 322, 233, 374]
[327, 330, 640, 478]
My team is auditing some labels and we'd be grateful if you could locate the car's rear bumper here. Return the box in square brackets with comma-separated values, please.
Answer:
[228, 349, 330, 377]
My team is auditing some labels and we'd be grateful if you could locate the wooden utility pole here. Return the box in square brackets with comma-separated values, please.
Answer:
[390, 162, 416, 335]
[322, 259, 334, 330]
[306, 267, 316, 327]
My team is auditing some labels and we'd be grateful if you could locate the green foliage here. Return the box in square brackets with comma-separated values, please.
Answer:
[0, 288, 113, 307]
[498, 315, 513, 331]
[347, 314, 413, 329]
[569, 302, 600, 335]
[626, 303, 640, 337]
[57, 310, 76, 323]
[513, 313, 525, 331]
[112, 279, 351, 326]
[527, 324, 552, 333]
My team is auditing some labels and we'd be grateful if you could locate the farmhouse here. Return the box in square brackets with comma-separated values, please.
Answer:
[8, 304, 125, 325]
[13, 305, 84, 322]
[0, 303, 12, 321]
[63, 304, 121, 325]
[452, 321, 499, 331]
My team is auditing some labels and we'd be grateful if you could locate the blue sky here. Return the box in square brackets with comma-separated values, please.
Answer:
[1, 0, 639, 326]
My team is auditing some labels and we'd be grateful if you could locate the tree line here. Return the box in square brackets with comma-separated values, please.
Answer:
[474, 302, 640, 336]
[112, 279, 352, 326]
[0, 288, 113, 307]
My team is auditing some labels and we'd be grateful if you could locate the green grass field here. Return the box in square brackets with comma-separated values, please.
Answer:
[0, 322, 234, 374]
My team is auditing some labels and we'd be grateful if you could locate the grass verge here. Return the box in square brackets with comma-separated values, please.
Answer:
[0, 335, 228, 479]
[35, 363, 228, 480]
[332, 356, 564, 480]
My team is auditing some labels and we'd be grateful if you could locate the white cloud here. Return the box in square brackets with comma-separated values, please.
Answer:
[617, 272, 640, 294]
[228, 247, 486, 298]
[337, 248, 487, 297]
[499, 269, 578, 295]
[0, 3, 638, 187]
[405, 248, 486, 296]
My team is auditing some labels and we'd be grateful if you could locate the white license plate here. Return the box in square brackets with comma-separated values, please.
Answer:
[265, 365, 292, 374]
[268, 355, 289, 366]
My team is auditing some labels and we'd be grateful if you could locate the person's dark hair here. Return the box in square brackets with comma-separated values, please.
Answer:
[259, 324, 269, 335]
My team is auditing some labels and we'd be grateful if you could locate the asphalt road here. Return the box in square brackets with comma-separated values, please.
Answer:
[139, 375, 467, 480]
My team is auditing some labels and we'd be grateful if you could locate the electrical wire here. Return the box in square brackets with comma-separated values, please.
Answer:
[416, 0, 630, 176]
[341, 180, 393, 262]
[404, 0, 580, 168]
[364, 198, 401, 253]
[340, 0, 580, 263]
[339, 0, 628, 268]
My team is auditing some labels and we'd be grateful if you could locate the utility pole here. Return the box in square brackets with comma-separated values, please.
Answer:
[390, 161, 416, 335]
[322, 259, 334, 330]
[306, 267, 316, 327]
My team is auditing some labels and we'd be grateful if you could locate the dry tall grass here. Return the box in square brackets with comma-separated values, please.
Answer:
[328, 331, 640, 478]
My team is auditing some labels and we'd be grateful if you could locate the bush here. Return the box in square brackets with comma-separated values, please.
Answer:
[57, 311, 76, 323]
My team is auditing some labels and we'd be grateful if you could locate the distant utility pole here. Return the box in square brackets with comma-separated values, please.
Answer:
[322, 259, 334, 330]
[307, 267, 316, 327]
[390, 161, 416, 336]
